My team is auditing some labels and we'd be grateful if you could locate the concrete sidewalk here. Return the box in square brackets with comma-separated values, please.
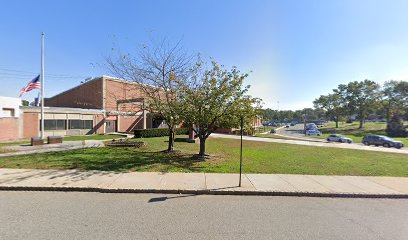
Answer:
[1, 168, 408, 198]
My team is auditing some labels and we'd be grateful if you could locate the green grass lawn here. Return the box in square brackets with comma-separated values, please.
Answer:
[315, 122, 408, 145]
[1, 136, 407, 177]
[254, 133, 316, 142]
[254, 133, 294, 140]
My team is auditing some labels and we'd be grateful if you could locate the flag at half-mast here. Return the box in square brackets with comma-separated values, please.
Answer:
[19, 75, 41, 97]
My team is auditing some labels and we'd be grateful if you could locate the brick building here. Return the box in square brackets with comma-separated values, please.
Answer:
[0, 76, 165, 141]
[0, 96, 21, 141]
[45, 75, 165, 134]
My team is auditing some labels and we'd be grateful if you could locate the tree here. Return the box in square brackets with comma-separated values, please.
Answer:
[179, 61, 262, 157]
[386, 115, 407, 137]
[343, 80, 380, 128]
[382, 80, 408, 121]
[21, 100, 29, 106]
[313, 93, 345, 128]
[106, 40, 195, 152]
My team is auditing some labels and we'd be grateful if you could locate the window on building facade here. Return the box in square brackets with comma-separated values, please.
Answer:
[68, 120, 93, 129]
[69, 120, 82, 129]
[42, 120, 66, 131]
[83, 120, 93, 129]
[2, 108, 15, 117]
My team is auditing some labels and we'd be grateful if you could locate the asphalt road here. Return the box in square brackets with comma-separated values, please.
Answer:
[1, 191, 407, 240]
[275, 124, 317, 139]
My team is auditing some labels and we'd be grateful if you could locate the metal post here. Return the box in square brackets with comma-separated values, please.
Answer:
[239, 116, 244, 187]
[40, 32, 45, 139]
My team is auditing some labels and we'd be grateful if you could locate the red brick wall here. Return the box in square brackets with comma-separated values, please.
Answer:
[105, 79, 146, 112]
[118, 115, 144, 132]
[252, 116, 262, 128]
[0, 118, 19, 141]
[45, 78, 103, 109]
[92, 115, 105, 134]
[214, 128, 235, 134]
[23, 112, 39, 139]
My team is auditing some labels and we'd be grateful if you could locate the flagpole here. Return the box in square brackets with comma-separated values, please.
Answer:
[40, 32, 45, 139]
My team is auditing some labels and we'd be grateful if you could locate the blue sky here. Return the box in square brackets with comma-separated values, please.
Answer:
[1, 0, 408, 110]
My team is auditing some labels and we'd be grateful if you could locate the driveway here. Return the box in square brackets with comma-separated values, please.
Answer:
[0, 140, 105, 158]
[210, 133, 408, 154]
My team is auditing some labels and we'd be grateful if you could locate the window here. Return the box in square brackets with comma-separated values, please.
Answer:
[83, 120, 93, 129]
[56, 120, 66, 130]
[69, 120, 82, 129]
[2, 108, 15, 117]
[69, 120, 93, 129]
[42, 120, 66, 131]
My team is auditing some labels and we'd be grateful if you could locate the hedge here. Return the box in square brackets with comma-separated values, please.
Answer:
[134, 128, 189, 138]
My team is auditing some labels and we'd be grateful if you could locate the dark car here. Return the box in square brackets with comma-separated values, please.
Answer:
[362, 135, 404, 149]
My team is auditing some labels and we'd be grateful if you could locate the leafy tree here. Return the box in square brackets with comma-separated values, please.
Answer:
[386, 115, 407, 137]
[21, 100, 29, 106]
[179, 61, 262, 157]
[107, 40, 195, 152]
[342, 80, 380, 128]
[382, 80, 408, 121]
[313, 93, 345, 128]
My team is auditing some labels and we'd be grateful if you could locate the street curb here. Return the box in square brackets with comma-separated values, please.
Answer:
[1, 186, 408, 199]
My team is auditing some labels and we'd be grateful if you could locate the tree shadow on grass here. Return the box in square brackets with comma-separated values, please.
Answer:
[163, 137, 189, 143]
[36, 147, 205, 172]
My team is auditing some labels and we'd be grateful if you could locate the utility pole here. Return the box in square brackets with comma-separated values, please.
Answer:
[40, 32, 45, 139]
[239, 116, 244, 187]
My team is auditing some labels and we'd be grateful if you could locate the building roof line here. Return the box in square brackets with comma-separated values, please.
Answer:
[45, 76, 103, 99]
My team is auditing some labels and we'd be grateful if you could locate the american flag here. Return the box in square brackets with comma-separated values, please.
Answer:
[19, 75, 41, 97]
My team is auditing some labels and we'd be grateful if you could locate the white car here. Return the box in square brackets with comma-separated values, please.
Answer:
[306, 129, 322, 136]
[326, 134, 353, 143]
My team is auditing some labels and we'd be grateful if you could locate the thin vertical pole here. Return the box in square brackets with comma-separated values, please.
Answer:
[40, 32, 45, 139]
[239, 116, 243, 187]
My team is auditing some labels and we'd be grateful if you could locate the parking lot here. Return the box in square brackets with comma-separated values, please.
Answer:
[254, 124, 408, 154]
[275, 124, 325, 141]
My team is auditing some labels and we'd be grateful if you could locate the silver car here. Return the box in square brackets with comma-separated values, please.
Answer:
[327, 134, 353, 143]
[306, 129, 322, 136]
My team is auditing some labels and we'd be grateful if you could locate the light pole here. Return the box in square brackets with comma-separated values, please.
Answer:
[239, 116, 244, 187]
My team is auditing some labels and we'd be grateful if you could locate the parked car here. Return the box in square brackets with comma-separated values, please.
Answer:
[306, 129, 322, 136]
[270, 129, 276, 133]
[362, 135, 404, 149]
[326, 134, 353, 143]
[285, 125, 290, 128]
[306, 123, 318, 130]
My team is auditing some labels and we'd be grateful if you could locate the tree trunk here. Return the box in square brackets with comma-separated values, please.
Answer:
[359, 117, 364, 129]
[167, 127, 175, 152]
[199, 137, 206, 156]
[335, 116, 339, 128]
[386, 107, 391, 123]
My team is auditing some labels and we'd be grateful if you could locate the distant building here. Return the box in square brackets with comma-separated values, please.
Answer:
[0, 96, 21, 141]
[215, 115, 263, 134]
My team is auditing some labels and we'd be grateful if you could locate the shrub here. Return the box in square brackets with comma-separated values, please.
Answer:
[134, 128, 189, 138]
